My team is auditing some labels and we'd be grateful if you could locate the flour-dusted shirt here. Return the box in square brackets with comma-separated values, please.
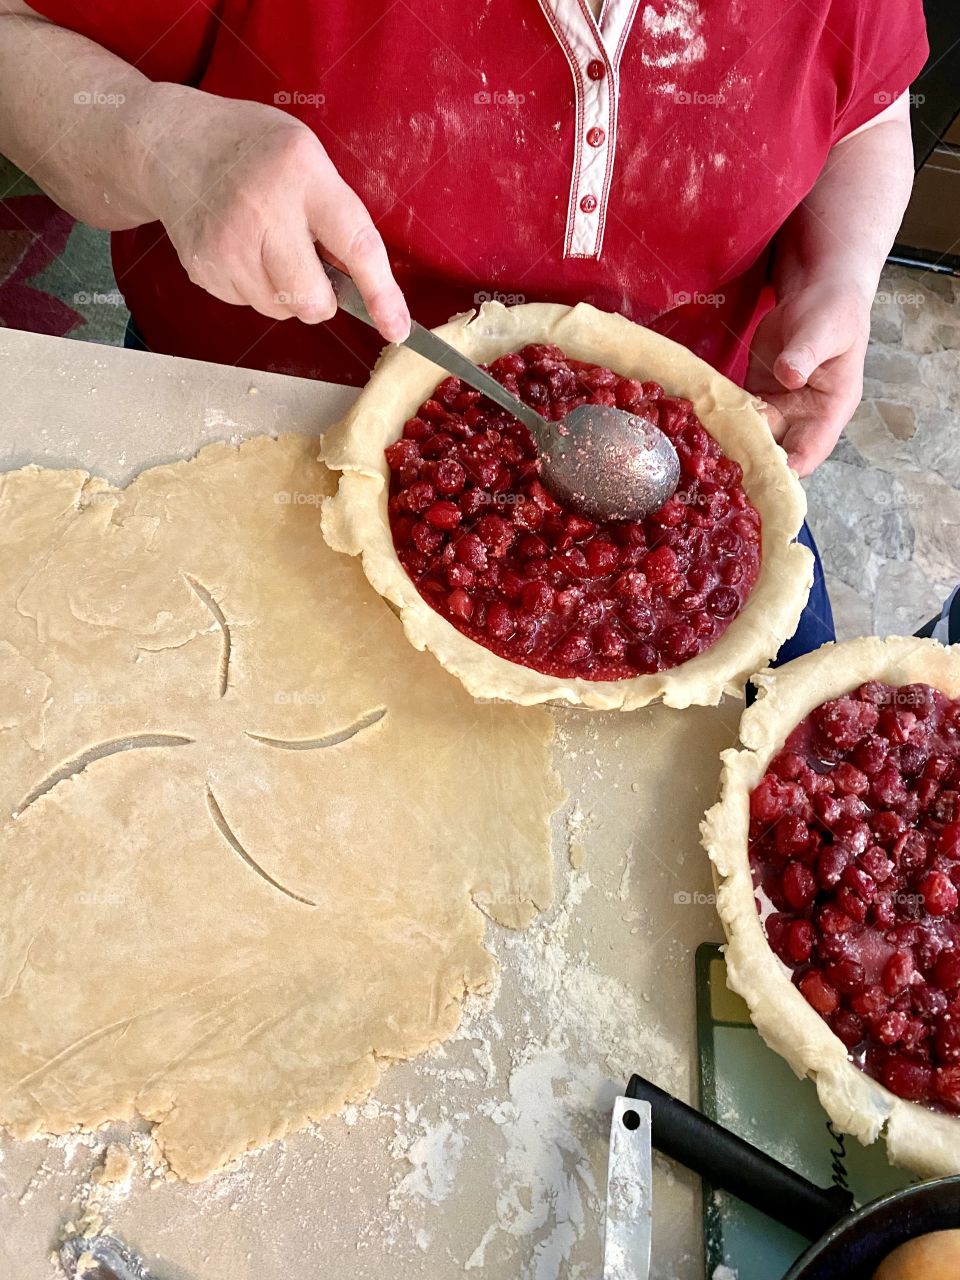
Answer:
[28, 0, 928, 384]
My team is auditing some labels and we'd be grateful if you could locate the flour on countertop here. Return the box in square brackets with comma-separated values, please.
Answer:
[309, 862, 685, 1276]
[456, 868, 685, 1277]
[566, 800, 591, 868]
[391, 1120, 466, 1207]
[202, 408, 242, 431]
[57, 1141, 137, 1246]
[618, 841, 637, 901]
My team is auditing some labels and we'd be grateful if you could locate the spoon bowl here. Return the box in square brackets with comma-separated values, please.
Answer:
[324, 264, 681, 522]
[542, 402, 681, 522]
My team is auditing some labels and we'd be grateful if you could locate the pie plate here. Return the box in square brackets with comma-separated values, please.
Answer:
[320, 300, 813, 710]
[703, 636, 960, 1176]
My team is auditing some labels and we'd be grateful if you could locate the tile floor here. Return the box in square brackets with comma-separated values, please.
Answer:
[805, 263, 960, 640]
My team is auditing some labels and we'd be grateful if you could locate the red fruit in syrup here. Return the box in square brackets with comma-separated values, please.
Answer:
[798, 970, 839, 1015]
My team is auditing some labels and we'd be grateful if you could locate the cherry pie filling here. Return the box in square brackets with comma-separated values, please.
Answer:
[750, 681, 960, 1111]
[385, 344, 761, 680]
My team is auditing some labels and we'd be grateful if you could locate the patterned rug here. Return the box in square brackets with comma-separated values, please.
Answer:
[0, 155, 128, 346]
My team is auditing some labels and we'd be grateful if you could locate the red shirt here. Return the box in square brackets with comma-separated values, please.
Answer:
[28, 0, 928, 386]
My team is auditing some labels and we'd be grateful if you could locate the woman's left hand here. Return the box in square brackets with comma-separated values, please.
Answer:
[745, 278, 872, 477]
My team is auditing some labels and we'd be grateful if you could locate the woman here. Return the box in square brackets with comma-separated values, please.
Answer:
[0, 0, 930, 655]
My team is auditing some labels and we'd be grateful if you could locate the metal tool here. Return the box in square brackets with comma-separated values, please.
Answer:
[323, 264, 680, 522]
[60, 1234, 152, 1280]
[602, 1096, 653, 1280]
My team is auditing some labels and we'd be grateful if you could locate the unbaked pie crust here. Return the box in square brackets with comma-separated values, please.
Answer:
[321, 301, 813, 709]
[702, 636, 960, 1176]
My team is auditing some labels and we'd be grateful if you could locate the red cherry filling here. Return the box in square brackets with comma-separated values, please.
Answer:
[385, 343, 762, 680]
[751, 681, 960, 1112]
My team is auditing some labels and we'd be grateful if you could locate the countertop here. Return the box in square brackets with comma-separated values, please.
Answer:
[0, 327, 736, 1280]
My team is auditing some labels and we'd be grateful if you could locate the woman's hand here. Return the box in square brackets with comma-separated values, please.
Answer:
[745, 279, 872, 477]
[746, 93, 915, 478]
[138, 88, 410, 341]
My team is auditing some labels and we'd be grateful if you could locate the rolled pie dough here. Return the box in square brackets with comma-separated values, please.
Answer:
[0, 435, 561, 1180]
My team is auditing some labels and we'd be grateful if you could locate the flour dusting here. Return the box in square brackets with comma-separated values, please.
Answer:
[391, 1120, 465, 1207]
[203, 407, 242, 431]
[309, 863, 688, 1276]
[641, 1, 707, 68]
[458, 868, 685, 1277]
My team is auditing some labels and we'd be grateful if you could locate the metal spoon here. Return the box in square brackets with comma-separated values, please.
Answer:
[323, 265, 680, 522]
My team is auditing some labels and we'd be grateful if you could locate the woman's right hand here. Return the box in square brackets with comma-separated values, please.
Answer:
[139, 87, 410, 341]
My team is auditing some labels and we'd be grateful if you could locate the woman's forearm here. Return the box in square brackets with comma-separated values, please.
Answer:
[0, 0, 409, 335]
[772, 95, 916, 304]
[0, 0, 175, 228]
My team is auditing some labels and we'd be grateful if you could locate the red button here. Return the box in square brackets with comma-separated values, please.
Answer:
[587, 59, 605, 81]
[586, 127, 605, 147]
[579, 194, 598, 213]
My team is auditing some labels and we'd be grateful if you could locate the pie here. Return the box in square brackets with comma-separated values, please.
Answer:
[321, 301, 813, 710]
[703, 636, 960, 1176]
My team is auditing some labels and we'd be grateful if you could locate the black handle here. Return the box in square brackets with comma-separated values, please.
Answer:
[626, 1074, 854, 1241]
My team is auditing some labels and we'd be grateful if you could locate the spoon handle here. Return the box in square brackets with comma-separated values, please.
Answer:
[322, 263, 549, 443]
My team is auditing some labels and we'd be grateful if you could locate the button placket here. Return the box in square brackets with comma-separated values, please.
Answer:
[536, 0, 641, 259]
[569, 60, 611, 254]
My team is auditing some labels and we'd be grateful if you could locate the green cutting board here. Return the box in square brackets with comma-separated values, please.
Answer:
[696, 944, 914, 1280]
